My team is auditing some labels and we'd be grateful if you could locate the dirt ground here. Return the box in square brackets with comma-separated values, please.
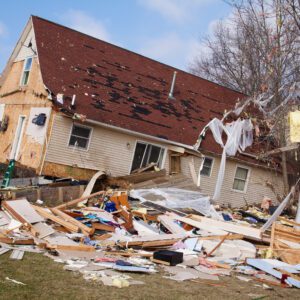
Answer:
[0, 252, 298, 300]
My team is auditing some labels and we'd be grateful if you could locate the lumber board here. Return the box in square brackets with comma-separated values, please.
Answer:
[168, 214, 227, 235]
[46, 243, 95, 252]
[32, 205, 79, 233]
[190, 215, 262, 240]
[55, 190, 105, 210]
[92, 222, 115, 232]
[158, 215, 187, 235]
[198, 234, 244, 240]
[51, 208, 93, 235]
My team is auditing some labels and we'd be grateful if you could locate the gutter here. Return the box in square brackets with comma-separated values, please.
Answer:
[85, 117, 198, 153]
[86, 119, 199, 153]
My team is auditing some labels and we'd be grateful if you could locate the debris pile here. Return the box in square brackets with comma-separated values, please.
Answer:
[0, 187, 300, 289]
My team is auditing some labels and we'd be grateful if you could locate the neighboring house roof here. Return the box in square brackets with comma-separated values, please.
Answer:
[32, 16, 245, 152]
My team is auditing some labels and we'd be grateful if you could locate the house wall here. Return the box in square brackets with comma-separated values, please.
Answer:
[44, 115, 171, 178]
[0, 56, 52, 172]
[181, 154, 285, 207]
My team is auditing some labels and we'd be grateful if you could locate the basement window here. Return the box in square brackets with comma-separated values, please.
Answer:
[200, 157, 213, 177]
[68, 124, 92, 150]
[233, 166, 249, 192]
[131, 142, 165, 172]
[20, 57, 33, 86]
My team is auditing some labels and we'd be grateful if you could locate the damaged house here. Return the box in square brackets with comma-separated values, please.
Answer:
[0, 16, 285, 207]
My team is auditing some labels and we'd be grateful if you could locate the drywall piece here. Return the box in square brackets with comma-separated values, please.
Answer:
[191, 215, 262, 240]
[0, 248, 10, 256]
[81, 170, 105, 198]
[133, 220, 160, 236]
[247, 258, 300, 288]
[0, 211, 10, 226]
[158, 215, 187, 235]
[45, 235, 79, 246]
[25, 107, 51, 144]
[3, 199, 44, 224]
[194, 265, 231, 276]
[32, 222, 55, 239]
[10, 249, 25, 260]
[163, 266, 219, 281]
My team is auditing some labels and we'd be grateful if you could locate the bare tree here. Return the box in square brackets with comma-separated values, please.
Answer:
[190, 0, 300, 193]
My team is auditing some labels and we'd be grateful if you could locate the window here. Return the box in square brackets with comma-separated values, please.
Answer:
[20, 57, 33, 86]
[200, 157, 213, 176]
[233, 166, 249, 192]
[68, 124, 92, 149]
[131, 142, 165, 172]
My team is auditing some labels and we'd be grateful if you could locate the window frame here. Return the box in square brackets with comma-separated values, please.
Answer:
[232, 165, 251, 193]
[129, 140, 166, 174]
[67, 123, 93, 151]
[20, 57, 33, 86]
[200, 156, 214, 177]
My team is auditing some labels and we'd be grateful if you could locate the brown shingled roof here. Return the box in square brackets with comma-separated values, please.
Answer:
[32, 16, 245, 150]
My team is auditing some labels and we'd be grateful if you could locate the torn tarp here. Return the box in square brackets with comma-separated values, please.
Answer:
[130, 188, 220, 219]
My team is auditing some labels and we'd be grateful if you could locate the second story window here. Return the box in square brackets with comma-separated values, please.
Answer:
[200, 157, 213, 176]
[20, 57, 33, 86]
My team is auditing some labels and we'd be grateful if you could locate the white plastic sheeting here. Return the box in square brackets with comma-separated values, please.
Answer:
[206, 118, 253, 201]
[130, 188, 220, 219]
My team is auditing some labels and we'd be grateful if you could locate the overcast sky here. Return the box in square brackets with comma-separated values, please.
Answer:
[0, 0, 232, 72]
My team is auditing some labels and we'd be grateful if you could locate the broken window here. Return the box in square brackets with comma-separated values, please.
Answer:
[200, 157, 213, 176]
[20, 57, 33, 86]
[68, 124, 92, 149]
[233, 166, 249, 192]
[131, 142, 165, 172]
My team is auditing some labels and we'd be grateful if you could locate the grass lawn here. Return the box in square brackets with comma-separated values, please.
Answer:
[0, 252, 298, 300]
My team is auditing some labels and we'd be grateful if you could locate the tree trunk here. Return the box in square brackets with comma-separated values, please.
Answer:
[281, 151, 289, 194]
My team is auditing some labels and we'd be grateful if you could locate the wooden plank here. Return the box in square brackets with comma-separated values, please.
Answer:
[92, 223, 115, 232]
[55, 190, 105, 210]
[158, 215, 187, 235]
[198, 234, 244, 240]
[190, 215, 262, 240]
[168, 214, 227, 235]
[51, 208, 92, 235]
[32, 205, 79, 233]
[46, 243, 95, 252]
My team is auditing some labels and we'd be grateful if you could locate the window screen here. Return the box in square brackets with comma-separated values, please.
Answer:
[233, 167, 249, 191]
[69, 124, 91, 149]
